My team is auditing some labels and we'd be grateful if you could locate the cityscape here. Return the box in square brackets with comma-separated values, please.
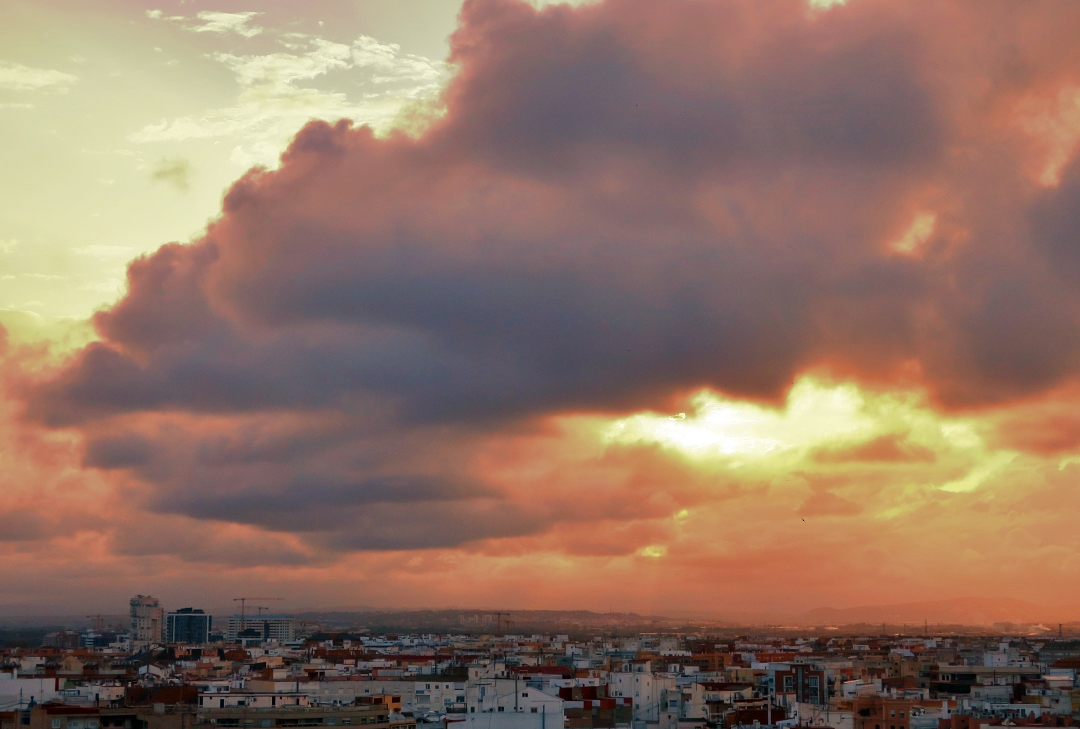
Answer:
[3, 597, 1080, 729]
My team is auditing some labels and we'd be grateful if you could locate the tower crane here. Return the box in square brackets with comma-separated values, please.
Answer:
[232, 597, 283, 638]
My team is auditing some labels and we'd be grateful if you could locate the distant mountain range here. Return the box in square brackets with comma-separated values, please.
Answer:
[795, 597, 1080, 627]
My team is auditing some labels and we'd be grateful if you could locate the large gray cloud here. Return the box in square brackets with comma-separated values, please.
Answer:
[21, 0, 1080, 555]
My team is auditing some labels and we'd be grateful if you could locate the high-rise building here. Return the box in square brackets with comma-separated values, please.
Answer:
[167, 607, 212, 644]
[225, 614, 297, 644]
[130, 595, 165, 643]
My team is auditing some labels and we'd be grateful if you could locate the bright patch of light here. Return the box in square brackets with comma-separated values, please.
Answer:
[605, 378, 875, 461]
[1015, 87, 1080, 187]
[938, 451, 1015, 493]
[889, 212, 936, 256]
[600, 376, 994, 498]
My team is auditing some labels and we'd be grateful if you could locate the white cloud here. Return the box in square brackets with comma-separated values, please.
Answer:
[187, 11, 263, 39]
[0, 61, 77, 92]
[129, 35, 447, 167]
[146, 9, 184, 22]
[0, 240, 18, 254]
[79, 278, 124, 294]
[72, 245, 134, 258]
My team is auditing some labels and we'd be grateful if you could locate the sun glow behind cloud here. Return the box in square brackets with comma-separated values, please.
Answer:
[602, 378, 987, 476]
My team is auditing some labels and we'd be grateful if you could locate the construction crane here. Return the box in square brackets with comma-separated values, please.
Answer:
[86, 615, 106, 631]
[486, 612, 510, 634]
[232, 597, 283, 637]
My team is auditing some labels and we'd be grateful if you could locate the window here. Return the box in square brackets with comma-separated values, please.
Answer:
[900, 713, 905, 719]
[531, 709, 538, 714]
[341, 721, 351, 726]
[891, 711, 896, 718]
[53, 721, 62, 729]
[498, 708, 504, 713]
[261, 721, 272, 727]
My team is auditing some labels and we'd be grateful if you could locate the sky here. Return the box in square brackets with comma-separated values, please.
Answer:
[3, 0, 1080, 621]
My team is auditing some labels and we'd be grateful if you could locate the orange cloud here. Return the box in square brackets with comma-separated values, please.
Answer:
[6, 0, 1080, 615]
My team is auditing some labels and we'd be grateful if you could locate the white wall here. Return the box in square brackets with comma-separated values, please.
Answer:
[0, 676, 63, 708]
[458, 706, 563, 729]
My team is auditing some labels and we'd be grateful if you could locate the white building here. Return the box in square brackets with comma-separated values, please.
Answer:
[609, 671, 673, 722]
[465, 678, 564, 718]
[0, 673, 64, 708]
[458, 712, 561, 729]
[226, 615, 297, 643]
[199, 693, 309, 709]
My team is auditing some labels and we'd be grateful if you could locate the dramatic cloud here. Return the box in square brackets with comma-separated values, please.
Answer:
[8, 0, 1080, 610]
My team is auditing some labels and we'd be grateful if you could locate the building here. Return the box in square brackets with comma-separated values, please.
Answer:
[130, 595, 165, 643]
[775, 666, 826, 705]
[1, 701, 394, 729]
[166, 608, 212, 644]
[225, 614, 297, 643]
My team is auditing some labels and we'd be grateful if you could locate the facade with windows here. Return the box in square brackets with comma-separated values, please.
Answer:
[225, 615, 297, 644]
[130, 595, 165, 644]
[775, 667, 826, 705]
[167, 608, 212, 644]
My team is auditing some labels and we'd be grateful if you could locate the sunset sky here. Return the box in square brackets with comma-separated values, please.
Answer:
[4, 0, 1080, 620]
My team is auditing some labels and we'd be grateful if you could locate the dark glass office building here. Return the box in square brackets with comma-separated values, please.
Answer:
[166, 608, 212, 644]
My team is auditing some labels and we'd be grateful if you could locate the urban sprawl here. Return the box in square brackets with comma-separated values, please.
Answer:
[3, 597, 1080, 729]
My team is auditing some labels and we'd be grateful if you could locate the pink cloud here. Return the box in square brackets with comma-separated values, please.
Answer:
[7, 0, 1080, 611]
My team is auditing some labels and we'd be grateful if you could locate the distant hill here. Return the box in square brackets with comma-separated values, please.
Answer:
[798, 597, 1080, 627]
[294, 608, 674, 634]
